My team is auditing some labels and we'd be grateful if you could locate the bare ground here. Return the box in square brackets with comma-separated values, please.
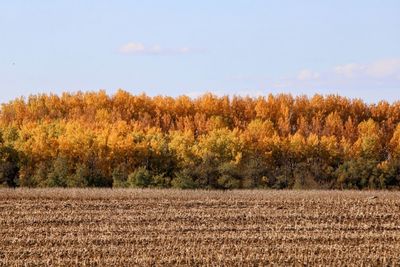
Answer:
[1, 189, 400, 266]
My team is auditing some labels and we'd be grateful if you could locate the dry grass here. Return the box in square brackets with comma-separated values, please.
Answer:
[1, 189, 400, 266]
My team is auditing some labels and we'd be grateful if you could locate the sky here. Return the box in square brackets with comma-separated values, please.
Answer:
[1, 0, 399, 103]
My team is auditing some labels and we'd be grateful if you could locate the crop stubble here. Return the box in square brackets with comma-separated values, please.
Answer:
[0, 189, 400, 266]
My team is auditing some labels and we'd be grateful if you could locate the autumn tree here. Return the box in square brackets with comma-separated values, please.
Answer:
[1, 90, 400, 189]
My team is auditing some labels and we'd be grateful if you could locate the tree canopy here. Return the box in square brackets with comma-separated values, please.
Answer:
[1, 90, 400, 189]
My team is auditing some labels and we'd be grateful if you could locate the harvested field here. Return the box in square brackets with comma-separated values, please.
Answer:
[1, 189, 400, 266]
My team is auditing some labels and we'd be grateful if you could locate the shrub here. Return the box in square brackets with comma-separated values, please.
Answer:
[172, 170, 196, 189]
[112, 164, 129, 188]
[335, 159, 381, 189]
[216, 162, 241, 189]
[31, 162, 49, 187]
[0, 145, 20, 187]
[152, 173, 171, 188]
[46, 157, 69, 187]
[128, 167, 152, 188]
[67, 163, 89, 187]
[217, 174, 240, 189]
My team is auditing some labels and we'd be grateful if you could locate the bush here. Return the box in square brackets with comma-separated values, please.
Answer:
[272, 175, 289, 189]
[194, 156, 219, 188]
[87, 170, 112, 187]
[216, 162, 241, 189]
[128, 167, 152, 188]
[335, 159, 381, 189]
[67, 163, 89, 187]
[172, 170, 196, 189]
[217, 174, 240, 189]
[31, 162, 49, 187]
[0, 145, 20, 187]
[379, 159, 400, 188]
[46, 157, 69, 187]
[240, 157, 271, 188]
[152, 173, 171, 188]
[112, 163, 129, 188]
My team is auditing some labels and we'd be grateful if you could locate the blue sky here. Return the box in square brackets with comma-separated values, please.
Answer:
[1, 0, 399, 103]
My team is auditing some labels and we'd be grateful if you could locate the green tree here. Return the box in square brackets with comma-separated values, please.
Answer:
[67, 163, 89, 187]
[112, 163, 129, 188]
[128, 167, 152, 188]
[171, 169, 197, 189]
[336, 158, 381, 189]
[216, 162, 241, 189]
[46, 157, 70, 187]
[0, 145, 19, 187]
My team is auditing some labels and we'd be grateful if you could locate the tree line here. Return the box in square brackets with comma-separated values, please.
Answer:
[1, 90, 400, 189]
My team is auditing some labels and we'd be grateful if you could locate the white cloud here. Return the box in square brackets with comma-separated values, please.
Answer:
[365, 59, 400, 78]
[334, 63, 363, 78]
[334, 59, 400, 79]
[120, 42, 146, 53]
[119, 42, 195, 55]
[268, 58, 400, 100]
[297, 69, 320, 81]
[178, 47, 190, 53]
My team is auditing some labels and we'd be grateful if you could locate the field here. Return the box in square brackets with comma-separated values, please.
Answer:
[1, 189, 400, 266]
